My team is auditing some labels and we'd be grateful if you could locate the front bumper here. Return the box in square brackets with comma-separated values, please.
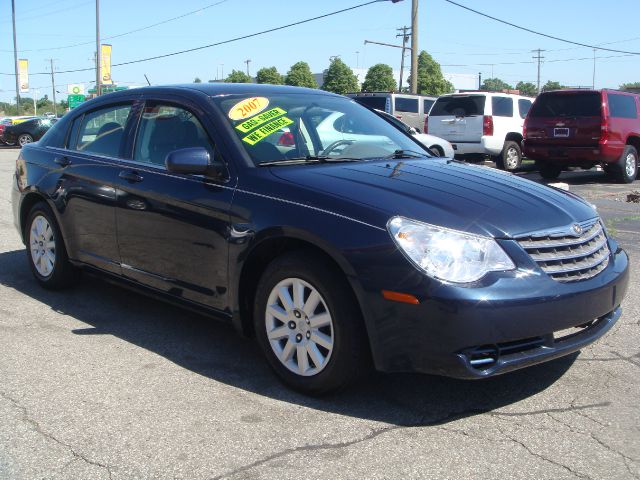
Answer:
[356, 242, 629, 379]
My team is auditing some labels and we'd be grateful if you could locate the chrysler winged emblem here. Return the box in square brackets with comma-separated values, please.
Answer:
[572, 224, 583, 236]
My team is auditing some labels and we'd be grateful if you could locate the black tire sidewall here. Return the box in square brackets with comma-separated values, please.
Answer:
[539, 163, 562, 180]
[500, 141, 522, 171]
[253, 252, 366, 395]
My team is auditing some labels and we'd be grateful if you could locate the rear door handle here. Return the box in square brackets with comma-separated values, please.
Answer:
[118, 170, 143, 183]
[54, 156, 71, 167]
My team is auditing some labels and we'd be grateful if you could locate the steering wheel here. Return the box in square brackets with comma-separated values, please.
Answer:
[321, 139, 354, 156]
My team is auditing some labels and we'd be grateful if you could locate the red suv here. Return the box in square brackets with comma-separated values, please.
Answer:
[523, 89, 640, 183]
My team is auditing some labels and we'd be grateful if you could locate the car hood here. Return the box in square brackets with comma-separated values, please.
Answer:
[269, 159, 597, 238]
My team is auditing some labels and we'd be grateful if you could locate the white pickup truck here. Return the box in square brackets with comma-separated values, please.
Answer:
[425, 92, 533, 170]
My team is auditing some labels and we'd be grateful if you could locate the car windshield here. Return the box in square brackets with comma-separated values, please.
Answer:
[211, 93, 428, 166]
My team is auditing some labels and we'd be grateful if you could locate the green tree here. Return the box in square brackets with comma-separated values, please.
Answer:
[321, 58, 359, 94]
[225, 69, 252, 83]
[515, 81, 537, 97]
[542, 80, 563, 92]
[256, 66, 284, 85]
[285, 61, 318, 88]
[620, 82, 640, 90]
[193, 77, 202, 83]
[361, 64, 396, 92]
[481, 77, 513, 92]
[409, 51, 454, 96]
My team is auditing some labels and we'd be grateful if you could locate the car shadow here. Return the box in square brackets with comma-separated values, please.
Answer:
[0, 249, 581, 427]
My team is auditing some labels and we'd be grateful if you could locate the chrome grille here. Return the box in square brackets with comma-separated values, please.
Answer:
[517, 219, 610, 282]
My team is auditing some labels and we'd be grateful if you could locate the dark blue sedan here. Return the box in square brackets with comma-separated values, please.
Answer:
[11, 84, 629, 394]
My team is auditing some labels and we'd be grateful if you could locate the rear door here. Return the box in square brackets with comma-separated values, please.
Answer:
[525, 91, 602, 147]
[427, 95, 486, 142]
[605, 91, 639, 148]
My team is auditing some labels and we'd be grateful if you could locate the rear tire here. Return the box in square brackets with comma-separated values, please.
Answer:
[429, 145, 443, 157]
[538, 162, 562, 180]
[25, 202, 78, 289]
[253, 250, 369, 395]
[495, 141, 522, 171]
[613, 145, 638, 184]
[18, 133, 33, 147]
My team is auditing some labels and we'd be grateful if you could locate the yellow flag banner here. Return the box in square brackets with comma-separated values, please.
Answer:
[18, 59, 29, 93]
[101, 44, 113, 85]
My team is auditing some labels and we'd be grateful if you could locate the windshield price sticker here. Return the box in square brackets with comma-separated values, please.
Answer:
[236, 107, 287, 133]
[228, 97, 269, 121]
[242, 116, 294, 145]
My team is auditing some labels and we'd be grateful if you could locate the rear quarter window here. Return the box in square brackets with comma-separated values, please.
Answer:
[394, 97, 419, 113]
[352, 96, 387, 111]
[608, 93, 637, 119]
[38, 119, 66, 147]
[430, 96, 486, 117]
[529, 93, 601, 118]
[492, 97, 513, 117]
[423, 99, 434, 114]
[518, 99, 532, 119]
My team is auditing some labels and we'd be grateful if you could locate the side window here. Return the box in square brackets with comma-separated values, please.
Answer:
[608, 94, 637, 119]
[72, 104, 132, 156]
[518, 99, 532, 119]
[423, 99, 434, 114]
[395, 97, 419, 113]
[492, 97, 514, 117]
[134, 104, 213, 167]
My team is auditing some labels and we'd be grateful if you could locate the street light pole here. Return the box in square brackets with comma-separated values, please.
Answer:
[95, 0, 101, 97]
[11, 0, 20, 114]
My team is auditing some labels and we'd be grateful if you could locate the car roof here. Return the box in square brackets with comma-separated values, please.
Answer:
[438, 91, 532, 99]
[101, 83, 342, 99]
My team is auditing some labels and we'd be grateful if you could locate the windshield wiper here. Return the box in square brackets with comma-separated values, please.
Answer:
[385, 149, 430, 159]
[257, 156, 362, 167]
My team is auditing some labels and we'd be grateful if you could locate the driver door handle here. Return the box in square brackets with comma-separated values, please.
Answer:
[54, 156, 71, 167]
[118, 170, 143, 183]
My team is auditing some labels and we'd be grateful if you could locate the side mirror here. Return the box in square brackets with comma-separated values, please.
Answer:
[408, 126, 418, 135]
[165, 147, 224, 177]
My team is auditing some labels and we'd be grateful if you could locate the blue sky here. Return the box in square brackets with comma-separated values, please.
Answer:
[1, 0, 639, 103]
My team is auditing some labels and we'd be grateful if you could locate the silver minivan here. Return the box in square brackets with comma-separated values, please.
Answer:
[346, 92, 436, 132]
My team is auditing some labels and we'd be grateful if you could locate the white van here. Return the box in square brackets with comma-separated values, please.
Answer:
[426, 92, 533, 170]
[346, 92, 436, 133]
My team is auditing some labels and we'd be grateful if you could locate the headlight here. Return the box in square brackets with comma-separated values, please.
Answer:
[387, 216, 515, 283]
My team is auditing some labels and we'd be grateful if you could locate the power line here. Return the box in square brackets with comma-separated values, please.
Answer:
[442, 0, 640, 55]
[1, 0, 231, 53]
[1, 0, 391, 76]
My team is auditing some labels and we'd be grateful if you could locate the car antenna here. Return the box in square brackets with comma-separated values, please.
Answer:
[144, 74, 151, 86]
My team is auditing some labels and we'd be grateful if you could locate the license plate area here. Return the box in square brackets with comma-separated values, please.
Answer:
[554, 127, 569, 137]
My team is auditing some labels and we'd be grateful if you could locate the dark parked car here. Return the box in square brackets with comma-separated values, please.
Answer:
[12, 84, 629, 394]
[2, 117, 58, 147]
[524, 89, 640, 182]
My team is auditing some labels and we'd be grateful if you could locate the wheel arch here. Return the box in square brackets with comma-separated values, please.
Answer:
[233, 229, 364, 339]
[505, 132, 523, 146]
[19, 191, 48, 243]
[625, 135, 640, 153]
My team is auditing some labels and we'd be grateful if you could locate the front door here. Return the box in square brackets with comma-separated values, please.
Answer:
[114, 99, 235, 311]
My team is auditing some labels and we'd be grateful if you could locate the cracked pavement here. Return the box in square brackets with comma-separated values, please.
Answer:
[0, 148, 638, 479]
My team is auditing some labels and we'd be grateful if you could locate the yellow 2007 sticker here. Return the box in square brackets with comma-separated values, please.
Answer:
[228, 97, 269, 121]
[242, 116, 294, 146]
[235, 107, 287, 133]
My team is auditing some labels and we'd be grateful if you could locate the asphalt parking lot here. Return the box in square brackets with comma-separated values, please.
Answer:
[0, 146, 638, 480]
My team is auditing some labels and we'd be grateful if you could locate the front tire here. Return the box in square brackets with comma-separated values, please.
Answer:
[25, 202, 78, 289]
[538, 162, 562, 180]
[253, 251, 368, 395]
[495, 141, 522, 171]
[18, 133, 33, 147]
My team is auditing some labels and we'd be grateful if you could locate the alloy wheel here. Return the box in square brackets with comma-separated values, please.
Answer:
[18, 134, 33, 146]
[625, 152, 636, 178]
[505, 147, 519, 170]
[29, 215, 56, 277]
[265, 277, 334, 376]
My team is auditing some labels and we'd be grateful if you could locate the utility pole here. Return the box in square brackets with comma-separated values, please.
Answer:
[532, 48, 545, 94]
[47, 59, 58, 117]
[592, 48, 596, 89]
[11, 0, 20, 114]
[245, 59, 251, 77]
[410, 0, 418, 94]
[396, 26, 411, 92]
[478, 72, 482, 90]
[95, 0, 101, 97]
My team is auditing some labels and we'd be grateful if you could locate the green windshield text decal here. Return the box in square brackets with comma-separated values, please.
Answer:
[242, 116, 294, 146]
[236, 107, 287, 134]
